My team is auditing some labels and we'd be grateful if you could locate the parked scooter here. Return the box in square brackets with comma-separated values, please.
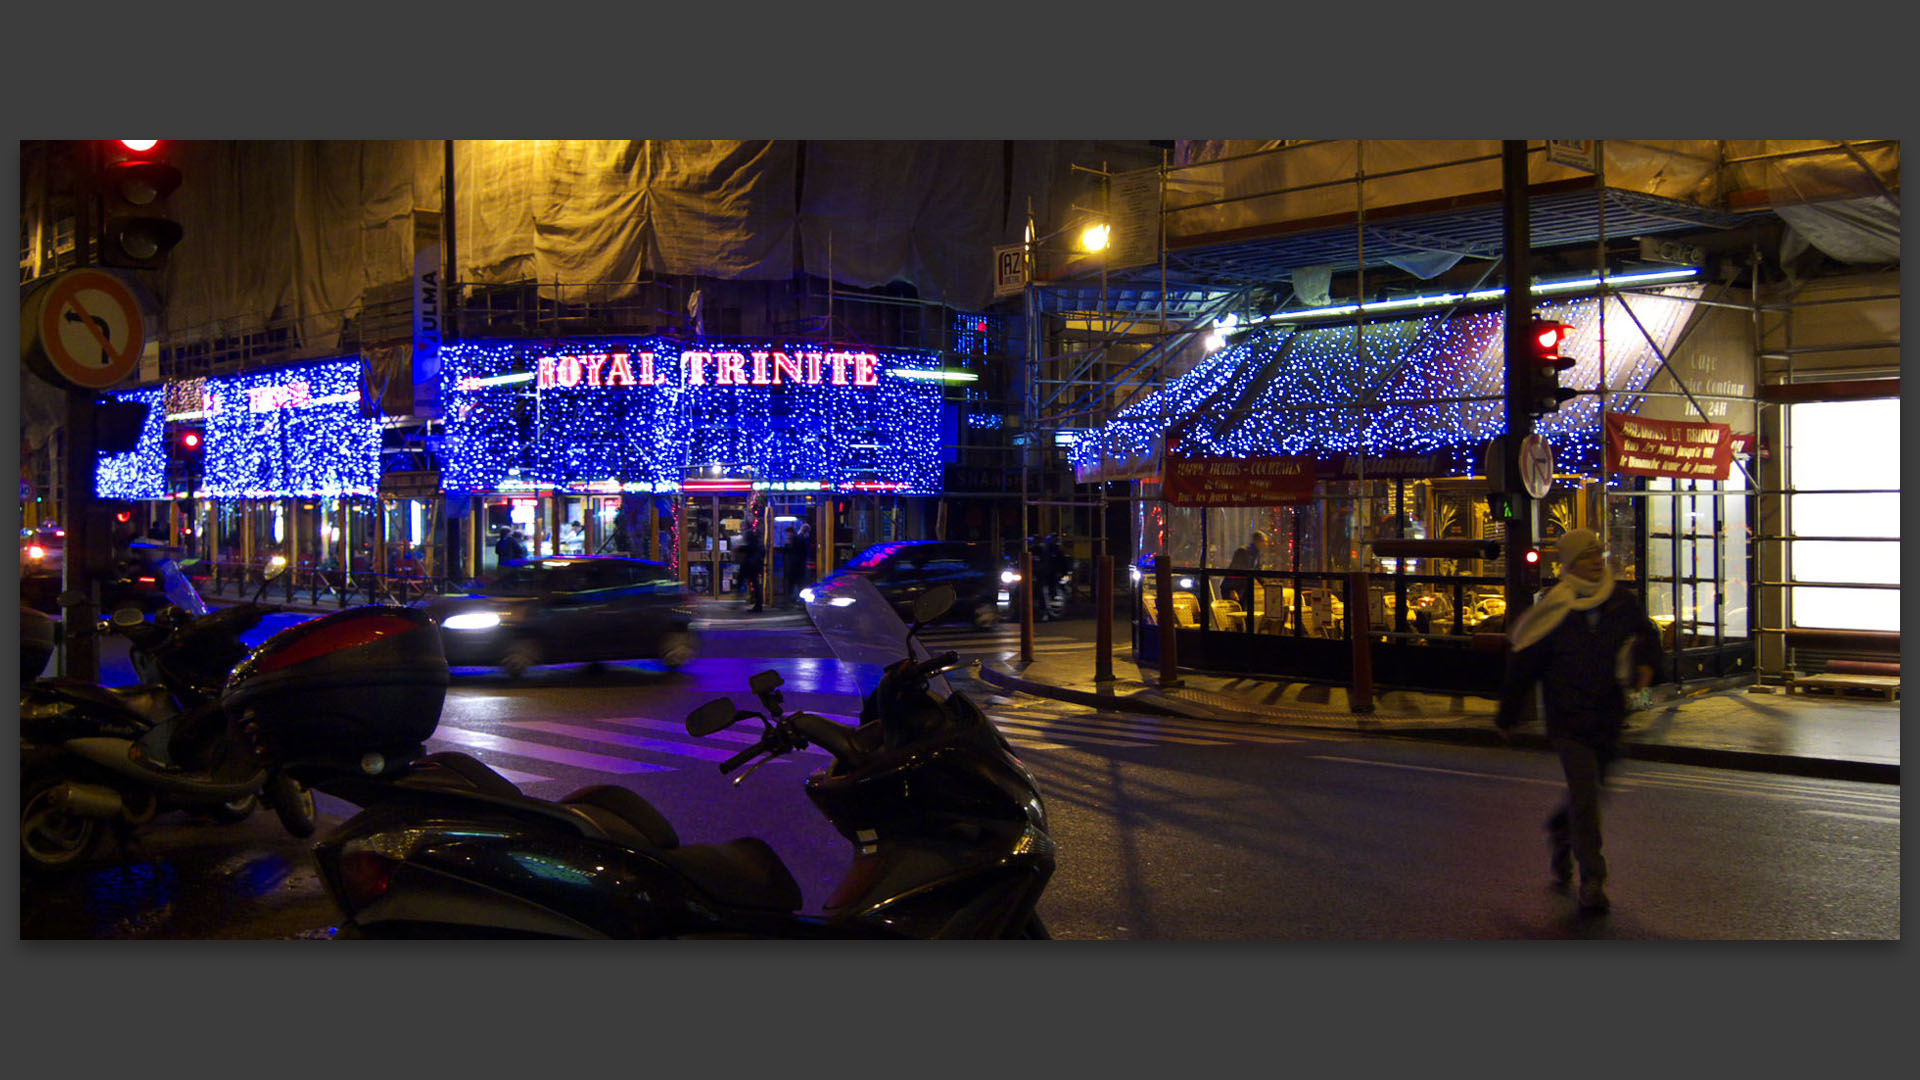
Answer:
[262, 582, 1054, 938]
[19, 559, 318, 873]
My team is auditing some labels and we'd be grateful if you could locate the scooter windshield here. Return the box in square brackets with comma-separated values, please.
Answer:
[809, 574, 931, 669]
[160, 560, 208, 618]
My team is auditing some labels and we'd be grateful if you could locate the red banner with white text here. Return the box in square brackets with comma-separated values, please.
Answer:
[1605, 412, 1734, 481]
[1162, 455, 1318, 506]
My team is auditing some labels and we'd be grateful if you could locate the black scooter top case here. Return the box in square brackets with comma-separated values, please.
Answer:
[223, 605, 448, 762]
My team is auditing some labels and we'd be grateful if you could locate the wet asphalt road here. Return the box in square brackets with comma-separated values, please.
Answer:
[19, 613, 1901, 939]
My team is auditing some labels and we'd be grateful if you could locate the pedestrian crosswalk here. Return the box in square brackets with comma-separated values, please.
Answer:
[916, 625, 1091, 657]
[422, 694, 1301, 790]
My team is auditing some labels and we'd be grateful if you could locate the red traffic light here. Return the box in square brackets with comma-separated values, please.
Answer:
[1523, 547, 1541, 565]
[180, 430, 201, 451]
[117, 140, 163, 155]
[1528, 318, 1575, 369]
[115, 511, 133, 524]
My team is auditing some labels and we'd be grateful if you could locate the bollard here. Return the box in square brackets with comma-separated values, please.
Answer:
[1347, 570, 1374, 713]
[1095, 554, 1115, 683]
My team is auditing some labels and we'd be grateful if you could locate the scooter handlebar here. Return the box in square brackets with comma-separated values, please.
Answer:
[717, 743, 764, 775]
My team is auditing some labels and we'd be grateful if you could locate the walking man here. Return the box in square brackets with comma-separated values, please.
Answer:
[1495, 528, 1662, 914]
[737, 528, 766, 612]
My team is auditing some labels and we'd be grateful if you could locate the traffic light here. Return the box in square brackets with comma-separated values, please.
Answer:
[97, 140, 183, 271]
[1520, 315, 1578, 415]
[1519, 544, 1544, 586]
[165, 421, 205, 493]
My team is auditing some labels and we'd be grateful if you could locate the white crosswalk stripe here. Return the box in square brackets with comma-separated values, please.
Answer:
[984, 705, 1305, 752]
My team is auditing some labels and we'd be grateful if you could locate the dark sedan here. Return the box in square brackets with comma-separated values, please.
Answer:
[801, 540, 1004, 629]
[414, 556, 697, 678]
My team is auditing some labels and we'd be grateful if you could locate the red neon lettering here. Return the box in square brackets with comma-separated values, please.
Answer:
[537, 356, 559, 389]
[750, 351, 773, 386]
[682, 351, 711, 385]
[827, 351, 854, 386]
[804, 352, 823, 384]
[584, 354, 608, 387]
[853, 352, 879, 387]
[772, 351, 803, 385]
[558, 357, 583, 387]
[715, 351, 749, 386]
[637, 352, 657, 385]
[606, 353, 636, 387]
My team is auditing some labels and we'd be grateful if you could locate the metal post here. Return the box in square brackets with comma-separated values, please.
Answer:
[1501, 139, 1537, 622]
[1347, 570, 1374, 712]
[1155, 550, 1178, 687]
[1095, 553, 1115, 682]
[60, 391, 99, 681]
[1019, 549, 1035, 663]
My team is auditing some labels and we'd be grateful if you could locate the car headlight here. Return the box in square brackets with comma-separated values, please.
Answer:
[799, 587, 816, 604]
[1128, 565, 1141, 584]
[828, 596, 856, 607]
[441, 611, 502, 631]
[1001, 569, 1021, 585]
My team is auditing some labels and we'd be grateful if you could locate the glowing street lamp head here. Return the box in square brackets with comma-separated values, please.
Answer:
[1077, 222, 1111, 254]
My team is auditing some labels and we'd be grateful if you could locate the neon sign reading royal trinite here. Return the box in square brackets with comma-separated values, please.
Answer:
[530, 349, 883, 390]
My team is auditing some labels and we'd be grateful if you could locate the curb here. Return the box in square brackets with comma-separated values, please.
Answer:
[975, 665, 1900, 786]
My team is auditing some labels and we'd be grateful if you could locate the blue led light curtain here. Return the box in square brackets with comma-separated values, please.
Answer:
[439, 338, 946, 494]
[1073, 290, 1700, 482]
[202, 361, 382, 498]
[95, 388, 168, 500]
[96, 361, 380, 499]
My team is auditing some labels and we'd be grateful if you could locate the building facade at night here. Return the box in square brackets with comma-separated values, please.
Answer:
[21, 139, 1899, 698]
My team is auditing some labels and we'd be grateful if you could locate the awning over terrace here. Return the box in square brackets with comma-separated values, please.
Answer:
[1069, 285, 1704, 484]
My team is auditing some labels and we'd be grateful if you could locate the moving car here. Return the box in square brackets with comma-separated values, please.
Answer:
[413, 555, 697, 678]
[801, 540, 1003, 629]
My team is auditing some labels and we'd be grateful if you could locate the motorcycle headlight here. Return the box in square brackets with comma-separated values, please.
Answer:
[1001, 569, 1021, 585]
[441, 611, 501, 631]
[799, 587, 816, 604]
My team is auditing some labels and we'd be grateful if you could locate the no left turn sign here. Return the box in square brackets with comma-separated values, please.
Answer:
[1519, 433, 1555, 499]
[26, 269, 149, 390]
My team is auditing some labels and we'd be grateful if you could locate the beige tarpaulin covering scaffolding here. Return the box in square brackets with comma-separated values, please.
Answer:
[152, 140, 1102, 357]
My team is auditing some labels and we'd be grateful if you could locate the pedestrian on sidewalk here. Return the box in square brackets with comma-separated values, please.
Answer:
[1495, 527, 1662, 914]
[495, 528, 527, 566]
[784, 523, 811, 603]
[737, 528, 765, 612]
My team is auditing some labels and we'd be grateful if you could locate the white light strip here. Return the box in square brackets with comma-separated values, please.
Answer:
[458, 372, 538, 389]
[1254, 268, 1699, 325]
[889, 369, 979, 383]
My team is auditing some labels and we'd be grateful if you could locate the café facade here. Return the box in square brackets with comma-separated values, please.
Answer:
[1071, 281, 1760, 694]
[97, 336, 955, 598]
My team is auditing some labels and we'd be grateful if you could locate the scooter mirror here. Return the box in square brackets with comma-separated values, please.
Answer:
[913, 585, 956, 626]
[110, 607, 145, 629]
[687, 697, 741, 737]
[262, 556, 289, 582]
[748, 669, 784, 697]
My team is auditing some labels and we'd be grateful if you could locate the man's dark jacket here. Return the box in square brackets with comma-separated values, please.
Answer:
[1496, 585, 1663, 747]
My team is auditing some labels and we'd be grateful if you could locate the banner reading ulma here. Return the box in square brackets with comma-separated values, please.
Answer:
[1604, 412, 1734, 481]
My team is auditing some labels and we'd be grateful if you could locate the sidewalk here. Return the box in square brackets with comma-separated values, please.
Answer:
[971, 619, 1901, 786]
